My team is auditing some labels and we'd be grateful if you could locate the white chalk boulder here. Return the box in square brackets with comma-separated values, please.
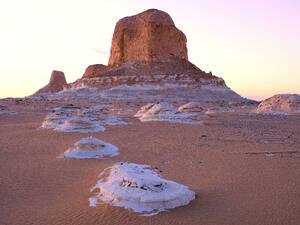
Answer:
[89, 162, 195, 216]
[61, 137, 119, 159]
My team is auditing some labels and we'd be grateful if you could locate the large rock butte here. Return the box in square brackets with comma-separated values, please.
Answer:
[36, 70, 67, 94]
[79, 9, 224, 84]
[108, 9, 188, 66]
[33, 9, 250, 104]
[80, 9, 222, 82]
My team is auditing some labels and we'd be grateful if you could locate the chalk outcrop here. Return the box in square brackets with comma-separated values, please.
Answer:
[36, 70, 67, 94]
[40, 105, 127, 133]
[61, 137, 119, 159]
[108, 9, 187, 66]
[0, 102, 17, 115]
[134, 102, 203, 124]
[89, 162, 195, 216]
[255, 94, 300, 114]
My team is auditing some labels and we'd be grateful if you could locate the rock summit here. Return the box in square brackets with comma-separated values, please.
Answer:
[108, 9, 188, 66]
[35, 70, 67, 94]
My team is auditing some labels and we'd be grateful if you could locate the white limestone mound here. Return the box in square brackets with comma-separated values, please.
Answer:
[205, 108, 236, 114]
[135, 102, 177, 121]
[89, 162, 195, 216]
[178, 102, 204, 112]
[134, 102, 203, 124]
[40, 104, 127, 133]
[54, 117, 106, 133]
[255, 94, 300, 114]
[61, 137, 119, 159]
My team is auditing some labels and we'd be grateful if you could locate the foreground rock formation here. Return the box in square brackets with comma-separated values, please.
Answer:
[255, 94, 300, 114]
[90, 162, 195, 216]
[35, 70, 67, 94]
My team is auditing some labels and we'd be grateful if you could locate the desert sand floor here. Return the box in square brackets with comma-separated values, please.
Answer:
[1, 106, 300, 225]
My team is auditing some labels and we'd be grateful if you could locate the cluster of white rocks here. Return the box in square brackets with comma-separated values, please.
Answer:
[40, 104, 126, 133]
[58, 137, 195, 216]
[134, 102, 204, 124]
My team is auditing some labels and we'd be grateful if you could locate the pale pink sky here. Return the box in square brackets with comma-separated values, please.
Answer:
[0, 0, 299, 100]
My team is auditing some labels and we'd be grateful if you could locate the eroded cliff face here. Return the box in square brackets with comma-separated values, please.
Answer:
[108, 9, 188, 66]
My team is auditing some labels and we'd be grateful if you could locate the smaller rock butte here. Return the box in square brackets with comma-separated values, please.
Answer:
[36, 70, 68, 94]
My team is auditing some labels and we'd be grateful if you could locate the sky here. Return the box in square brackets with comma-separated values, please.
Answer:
[0, 0, 299, 100]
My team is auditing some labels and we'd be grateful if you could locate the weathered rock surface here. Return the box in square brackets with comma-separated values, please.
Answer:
[108, 9, 187, 66]
[82, 64, 109, 78]
[78, 8, 230, 96]
[36, 70, 67, 94]
[255, 94, 300, 114]
[32, 9, 250, 104]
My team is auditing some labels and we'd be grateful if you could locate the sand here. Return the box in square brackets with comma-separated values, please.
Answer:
[1, 100, 300, 225]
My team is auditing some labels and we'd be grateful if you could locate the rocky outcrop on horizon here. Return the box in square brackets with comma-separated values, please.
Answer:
[254, 94, 300, 114]
[35, 70, 68, 94]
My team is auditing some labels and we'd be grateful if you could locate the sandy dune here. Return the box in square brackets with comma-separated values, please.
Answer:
[1, 100, 300, 225]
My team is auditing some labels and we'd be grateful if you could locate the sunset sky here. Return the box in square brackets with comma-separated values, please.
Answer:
[0, 0, 299, 100]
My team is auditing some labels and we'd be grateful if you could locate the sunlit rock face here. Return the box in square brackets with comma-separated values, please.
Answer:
[108, 9, 188, 66]
[254, 94, 300, 114]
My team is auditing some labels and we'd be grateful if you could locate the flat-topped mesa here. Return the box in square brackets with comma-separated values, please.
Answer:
[61, 9, 248, 103]
[108, 9, 188, 66]
[81, 9, 218, 81]
[35, 70, 68, 94]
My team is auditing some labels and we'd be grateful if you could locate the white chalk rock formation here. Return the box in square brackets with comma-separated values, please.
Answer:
[89, 162, 195, 216]
[134, 102, 203, 124]
[40, 105, 126, 133]
[178, 102, 204, 112]
[61, 137, 119, 159]
[255, 94, 300, 114]
[134, 102, 178, 122]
